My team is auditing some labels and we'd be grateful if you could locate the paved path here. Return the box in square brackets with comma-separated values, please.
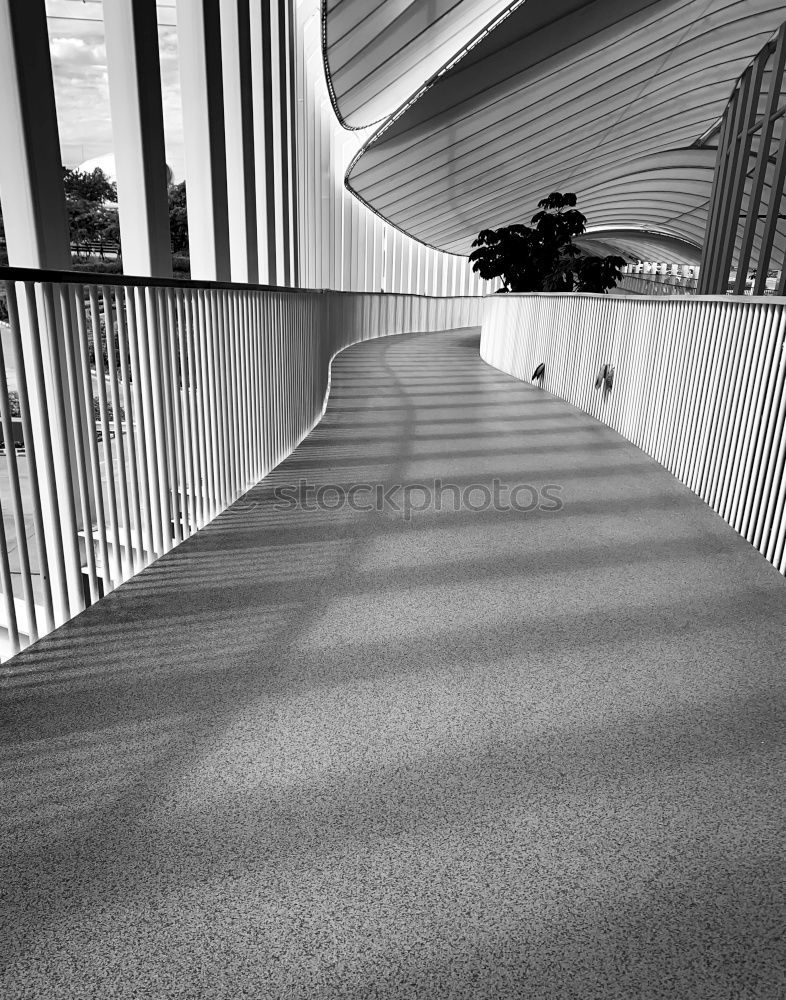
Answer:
[3, 328, 785, 999]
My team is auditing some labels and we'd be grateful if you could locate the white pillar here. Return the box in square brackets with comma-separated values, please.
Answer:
[220, 0, 258, 283]
[0, 0, 70, 269]
[176, 0, 230, 281]
[104, 0, 172, 278]
[269, 0, 287, 285]
[250, 0, 271, 284]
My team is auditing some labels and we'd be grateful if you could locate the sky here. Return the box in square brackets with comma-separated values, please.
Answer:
[45, 0, 186, 180]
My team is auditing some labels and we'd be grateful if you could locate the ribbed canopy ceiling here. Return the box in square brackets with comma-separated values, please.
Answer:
[575, 231, 703, 267]
[345, 0, 786, 261]
[322, 0, 518, 128]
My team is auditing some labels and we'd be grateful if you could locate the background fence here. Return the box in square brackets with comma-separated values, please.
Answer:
[0, 270, 482, 660]
[481, 293, 786, 577]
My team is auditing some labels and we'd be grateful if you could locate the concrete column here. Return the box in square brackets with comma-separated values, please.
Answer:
[176, 0, 230, 281]
[249, 0, 271, 283]
[104, 0, 172, 278]
[220, 0, 258, 283]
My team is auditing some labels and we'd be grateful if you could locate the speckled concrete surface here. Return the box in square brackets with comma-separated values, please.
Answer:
[2, 328, 786, 999]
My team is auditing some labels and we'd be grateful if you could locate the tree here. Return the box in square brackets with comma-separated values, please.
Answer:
[62, 166, 117, 204]
[470, 192, 626, 294]
[168, 180, 189, 255]
[62, 166, 120, 260]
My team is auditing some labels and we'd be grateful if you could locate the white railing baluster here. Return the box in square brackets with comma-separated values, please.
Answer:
[113, 287, 144, 573]
[101, 285, 134, 581]
[124, 287, 155, 563]
[22, 283, 70, 625]
[88, 285, 123, 588]
[58, 284, 100, 605]
[0, 286, 38, 644]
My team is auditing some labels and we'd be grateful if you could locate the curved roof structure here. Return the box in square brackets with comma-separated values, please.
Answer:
[321, 0, 518, 128]
[575, 230, 703, 266]
[344, 0, 786, 261]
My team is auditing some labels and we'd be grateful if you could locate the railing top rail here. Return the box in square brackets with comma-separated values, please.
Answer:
[496, 290, 786, 303]
[0, 266, 486, 299]
[0, 266, 314, 294]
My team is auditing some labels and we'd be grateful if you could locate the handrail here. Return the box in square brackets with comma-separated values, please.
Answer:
[0, 266, 484, 299]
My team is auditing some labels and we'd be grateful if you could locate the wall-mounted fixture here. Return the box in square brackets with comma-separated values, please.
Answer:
[595, 364, 614, 393]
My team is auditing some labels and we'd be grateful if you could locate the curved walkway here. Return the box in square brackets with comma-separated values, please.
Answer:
[3, 329, 786, 999]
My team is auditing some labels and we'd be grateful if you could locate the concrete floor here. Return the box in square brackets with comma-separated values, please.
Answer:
[2, 328, 785, 999]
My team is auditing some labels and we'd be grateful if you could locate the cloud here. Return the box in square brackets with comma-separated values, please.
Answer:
[50, 34, 106, 66]
[46, 12, 185, 180]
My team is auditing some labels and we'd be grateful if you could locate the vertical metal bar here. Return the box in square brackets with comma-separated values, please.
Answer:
[217, 289, 233, 503]
[89, 285, 123, 587]
[230, 291, 244, 496]
[170, 289, 189, 539]
[124, 287, 156, 561]
[715, 61, 765, 296]
[39, 282, 86, 618]
[146, 286, 173, 553]
[113, 287, 144, 572]
[4, 283, 53, 638]
[204, 289, 222, 511]
[196, 288, 215, 519]
[22, 283, 70, 624]
[0, 294, 35, 645]
[133, 286, 164, 556]
[698, 104, 733, 293]
[74, 284, 112, 597]
[0, 494, 19, 658]
[156, 287, 180, 546]
[58, 284, 99, 605]
[754, 98, 786, 294]
[101, 286, 134, 580]
[736, 30, 786, 294]
[238, 292, 250, 492]
[182, 288, 202, 529]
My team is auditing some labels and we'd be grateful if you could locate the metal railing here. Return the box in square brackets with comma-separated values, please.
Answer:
[0, 268, 483, 660]
[481, 292, 786, 576]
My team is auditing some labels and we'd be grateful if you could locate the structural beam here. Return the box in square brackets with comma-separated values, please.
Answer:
[0, 0, 70, 268]
[104, 0, 173, 278]
[176, 0, 230, 281]
[219, 0, 258, 283]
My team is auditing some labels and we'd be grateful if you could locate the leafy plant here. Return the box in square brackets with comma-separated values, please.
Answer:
[470, 192, 625, 294]
[62, 167, 121, 261]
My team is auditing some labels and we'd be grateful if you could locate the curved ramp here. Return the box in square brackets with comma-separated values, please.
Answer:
[3, 329, 785, 998]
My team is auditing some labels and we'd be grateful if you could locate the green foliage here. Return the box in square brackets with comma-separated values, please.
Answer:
[470, 192, 626, 294]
